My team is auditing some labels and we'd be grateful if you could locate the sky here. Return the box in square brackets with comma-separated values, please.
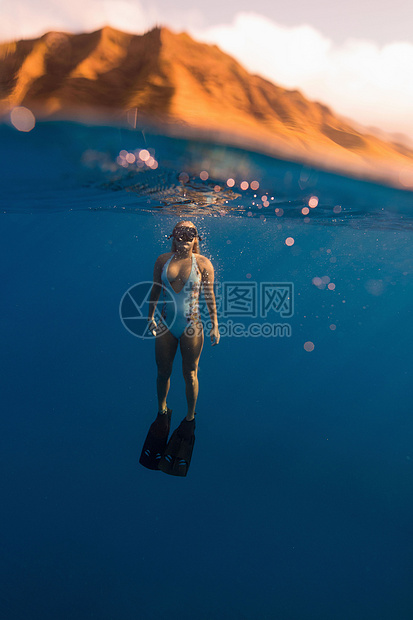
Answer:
[2, 0, 413, 139]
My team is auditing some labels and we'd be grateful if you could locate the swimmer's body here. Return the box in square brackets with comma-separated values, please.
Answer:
[147, 221, 219, 422]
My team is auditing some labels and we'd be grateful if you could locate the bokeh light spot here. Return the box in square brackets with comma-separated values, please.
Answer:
[240, 181, 249, 190]
[139, 149, 150, 162]
[309, 196, 319, 208]
[179, 172, 189, 183]
[285, 237, 294, 246]
[200, 170, 209, 181]
[10, 106, 36, 132]
[227, 178, 235, 187]
[304, 341, 315, 352]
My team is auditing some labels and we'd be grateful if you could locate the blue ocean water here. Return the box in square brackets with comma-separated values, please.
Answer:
[1, 121, 413, 619]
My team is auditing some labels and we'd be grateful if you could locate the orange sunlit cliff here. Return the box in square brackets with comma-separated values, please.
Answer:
[1, 26, 413, 187]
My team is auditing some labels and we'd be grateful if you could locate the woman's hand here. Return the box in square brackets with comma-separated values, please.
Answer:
[210, 325, 220, 346]
[148, 318, 158, 336]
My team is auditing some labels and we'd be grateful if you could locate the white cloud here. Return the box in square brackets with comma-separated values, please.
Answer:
[100, 0, 158, 33]
[194, 15, 332, 88]
[191, 13, 413, 138]
[0, 0, 204, 40]
[0, 0, 156, 40]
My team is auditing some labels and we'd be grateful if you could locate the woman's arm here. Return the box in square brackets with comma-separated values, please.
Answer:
[147, 255, 167, 334]
[200, 257, 220, 346]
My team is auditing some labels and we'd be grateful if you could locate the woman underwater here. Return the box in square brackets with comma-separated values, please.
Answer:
[139, 221, 219, 476]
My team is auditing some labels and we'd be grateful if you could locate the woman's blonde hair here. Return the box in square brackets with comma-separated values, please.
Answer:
[170, 220, 200, 254]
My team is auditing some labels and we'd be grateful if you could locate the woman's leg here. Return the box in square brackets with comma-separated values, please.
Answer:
[155, 330, 179, 412]
[180, 325, 204, 420]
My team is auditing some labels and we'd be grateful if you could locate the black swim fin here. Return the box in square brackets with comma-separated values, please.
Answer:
[158, 417, 195, 477]
[139, 409, 172, 470]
